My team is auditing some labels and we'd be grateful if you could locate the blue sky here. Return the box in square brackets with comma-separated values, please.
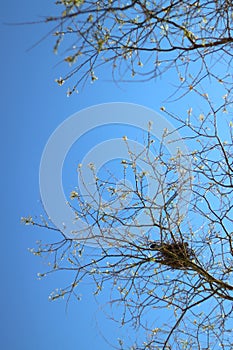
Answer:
[2, 1, 231, 350]
[1, 3, 170, 349]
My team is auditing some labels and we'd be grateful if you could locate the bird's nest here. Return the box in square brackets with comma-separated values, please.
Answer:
[150, 241, 195, 270]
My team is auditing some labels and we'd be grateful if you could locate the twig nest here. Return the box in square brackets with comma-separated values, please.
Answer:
[150, 241, 195, 270]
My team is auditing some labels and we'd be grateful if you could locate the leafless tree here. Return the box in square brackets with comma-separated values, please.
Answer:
[40, 0, 233, 98]
[23, 99, 233, 349]
[22, 1, 233, 348]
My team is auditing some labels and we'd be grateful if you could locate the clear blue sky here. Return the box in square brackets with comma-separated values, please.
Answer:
[1, 1, 229, 350]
